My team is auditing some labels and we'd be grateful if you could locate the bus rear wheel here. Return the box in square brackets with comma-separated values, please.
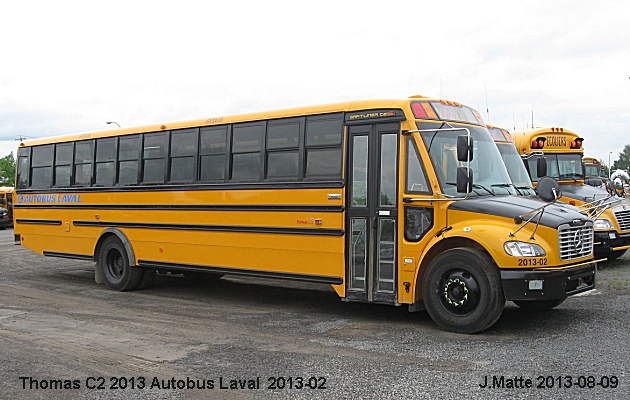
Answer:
[422, 248, 505, 334]
[99, 236, 142, 291]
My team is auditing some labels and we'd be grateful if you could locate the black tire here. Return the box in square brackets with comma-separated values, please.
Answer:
[98, 236, 142, 291]
[513, 299, 564, 310]
[422, 248, 505, 334]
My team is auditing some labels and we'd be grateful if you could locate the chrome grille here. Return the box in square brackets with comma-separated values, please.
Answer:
[613, 207, 630, 231]
[558, 222, 593, 261]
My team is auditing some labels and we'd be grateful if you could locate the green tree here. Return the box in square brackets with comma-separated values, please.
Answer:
[611, 144, 630, 173]
[0, 152, 16, 186]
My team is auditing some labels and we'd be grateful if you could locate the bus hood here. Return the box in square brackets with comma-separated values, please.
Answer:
[448, 195, 590, 229]
[561, 184, 612, 202]
[560, 184, 630, 206]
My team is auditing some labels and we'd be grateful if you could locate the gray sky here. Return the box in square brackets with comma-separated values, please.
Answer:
[1, 0, 628, 169]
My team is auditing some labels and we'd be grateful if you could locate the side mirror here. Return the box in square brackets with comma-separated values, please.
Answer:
[537, 176, 561, 202]
[536, 157, 547, 179]
[457, 135, 473, 162]
[456, 167, 473, 193]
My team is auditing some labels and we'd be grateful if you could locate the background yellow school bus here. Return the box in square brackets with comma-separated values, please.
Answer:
[582, 156, 608, 187]
[14, 97, 595, 333]
[512, 127, 630, 261]
[0, 186, 13, 228]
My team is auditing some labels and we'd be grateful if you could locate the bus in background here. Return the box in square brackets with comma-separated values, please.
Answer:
[512, 127, 630, 261]
[582, 156, 607, 187]
[13, 96, 595, 333]
[487, 125, 535, 196]
[0, 186, 13, 229]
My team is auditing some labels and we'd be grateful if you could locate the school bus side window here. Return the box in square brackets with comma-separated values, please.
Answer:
[266, 118, 300, 180]
[143, 132, 168, 184]
[74, 140, 94, 186]
[118, 135, 141, 185]
[199, 126, 228, 182]
[31, 145, 54, 188]
[16, 147, 30, 189]
[405, 138, 430, 194]
[55, 143, 74, 187]
[405, 207, 433, 242]
[304, 114, 343, 179]
[169, 128, 197, 183]
[231, 122, 263, 182]
[95, 138, 116, 186]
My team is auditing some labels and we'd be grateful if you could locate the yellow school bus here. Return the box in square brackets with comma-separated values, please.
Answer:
[512, 127, 630, 261]
[13, 97, 596, 333]
[487, 125, 536, 197]
[582, 156, 607, 187]
[0, 186, 13, 228]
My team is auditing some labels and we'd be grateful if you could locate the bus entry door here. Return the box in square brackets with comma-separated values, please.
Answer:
[346, 123, 399, 304]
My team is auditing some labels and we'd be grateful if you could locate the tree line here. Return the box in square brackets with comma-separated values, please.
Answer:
[0, 152, 14, 186]
[609, 144, 630, 176]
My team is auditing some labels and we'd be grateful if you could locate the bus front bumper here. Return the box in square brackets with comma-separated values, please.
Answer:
[594, 231, 630, 255]
[500, 262, 596, 301]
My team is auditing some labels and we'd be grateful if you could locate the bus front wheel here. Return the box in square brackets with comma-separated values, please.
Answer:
[99, 236, 142, 291]
[422, 248, 505, 334]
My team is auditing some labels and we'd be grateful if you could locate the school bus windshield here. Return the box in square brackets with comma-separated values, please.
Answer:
[526, 153, 584, 182]
[584, 164, 600, 177]
[419, 124, 516, 197]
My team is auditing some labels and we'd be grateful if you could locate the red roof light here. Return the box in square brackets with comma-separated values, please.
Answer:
[531, 137, 546, 149]
[411, 102, 428, 118]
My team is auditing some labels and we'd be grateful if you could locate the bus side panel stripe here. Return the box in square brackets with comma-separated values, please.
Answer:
[137, 260, 344, 285]
[72, 221, 345, 236]
[43, 251, 93, 261]
[15, 219, 63, 225]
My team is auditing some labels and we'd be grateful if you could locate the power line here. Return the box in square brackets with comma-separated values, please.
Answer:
[0, 135, 29, 142]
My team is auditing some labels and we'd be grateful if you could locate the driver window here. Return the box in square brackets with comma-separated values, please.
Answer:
[405, 138, 431, 194]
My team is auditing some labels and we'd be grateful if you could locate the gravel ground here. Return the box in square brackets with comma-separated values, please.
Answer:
[0, 227, 628, 399]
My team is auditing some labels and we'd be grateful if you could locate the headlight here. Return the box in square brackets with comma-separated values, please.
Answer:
[504, 241, 546, 257]
[593, 218, 613, 230]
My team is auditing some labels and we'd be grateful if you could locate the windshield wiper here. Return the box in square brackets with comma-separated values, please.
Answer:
[558, 173, 583, 182]
[491, 183, 517, 195]
[472, 184, 495, 196]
